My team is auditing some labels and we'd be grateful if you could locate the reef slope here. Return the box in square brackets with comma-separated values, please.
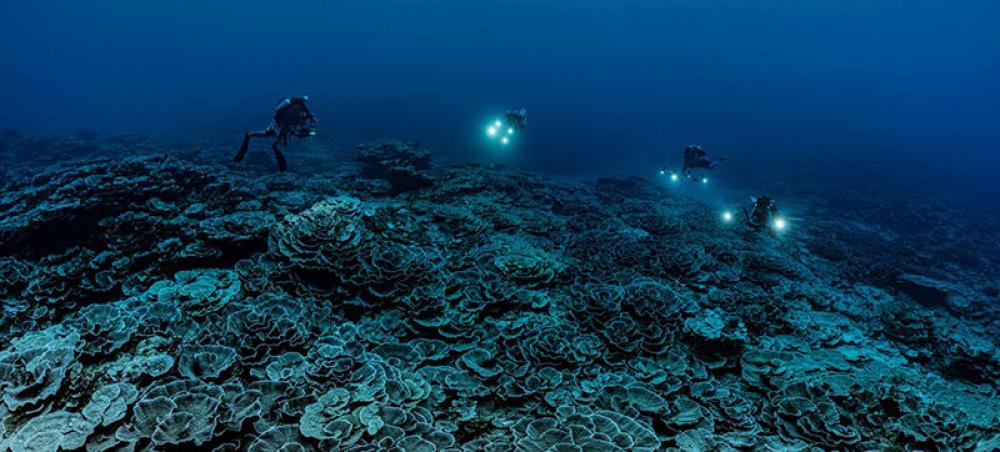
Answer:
[0, 137, 998, 451]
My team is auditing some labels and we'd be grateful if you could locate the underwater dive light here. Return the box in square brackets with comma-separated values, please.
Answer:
[773, 217, 787, 231]
[486, 118, 514, 145]
[701, 176, 709, 184]
[670, 173, 679, 182]
[485, 115, 520, 146]
[722, 211, 734, 223]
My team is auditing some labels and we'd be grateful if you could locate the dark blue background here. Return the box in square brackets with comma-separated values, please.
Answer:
[2, 1, 997, 195]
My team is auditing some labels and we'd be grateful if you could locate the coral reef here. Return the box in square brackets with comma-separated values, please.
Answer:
[355, 139, 434, 193]
[0, 135, 998, 450]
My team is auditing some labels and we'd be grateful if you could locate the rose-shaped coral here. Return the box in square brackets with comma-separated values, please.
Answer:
[117, 379, 225, 447]
[269, 196, 372, 273]
[512, 410, 660, 451]
[0, 329, 79, 412]
[488, 239, 563, 289]
[505, 322, 598, 367]
[602, 314, 644, 355]
[144, 268, 242, 317]
[68, 302, 138, 358]
[568, 283, 624, 331]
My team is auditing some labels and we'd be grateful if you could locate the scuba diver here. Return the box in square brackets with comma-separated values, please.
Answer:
[234, 96, 317, 172]
[486, 108, 528, 145]
[503, 108, 529, 131]
[744, 196, 781, 234]
[682, 145, 728, 178]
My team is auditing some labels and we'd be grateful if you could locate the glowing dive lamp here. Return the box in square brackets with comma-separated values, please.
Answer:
[485, 117, 516, 145]
[670, 173, 679, 182]
[701, 177, 709, 184]
[659, 169, 666, 175]
[773, 217, 787, 231]
[722, 211, 733, 222]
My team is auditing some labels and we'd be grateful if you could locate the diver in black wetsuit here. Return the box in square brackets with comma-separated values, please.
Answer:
[503, 108, 528, 131]
[682, 145, 728, 178]
[745, 196, 780, 234]
[234, 96, 317, 172]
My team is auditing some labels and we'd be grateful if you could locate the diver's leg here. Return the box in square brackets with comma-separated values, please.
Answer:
[234, 134, 252, 162]
[234, 130, 273, 162]
[272, 141, 288, 172]
[743, 208, 757, 228]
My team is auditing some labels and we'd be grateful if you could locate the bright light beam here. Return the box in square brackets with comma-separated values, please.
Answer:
[501, 137, 509, 145]
[722, 211, 733, 222]
[773, 217, 787, 231]
[487, 126, 497, 137]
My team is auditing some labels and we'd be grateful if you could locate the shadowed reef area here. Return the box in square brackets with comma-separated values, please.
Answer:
[0, 134, 999, 451]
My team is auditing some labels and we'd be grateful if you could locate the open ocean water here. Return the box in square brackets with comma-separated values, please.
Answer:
[1, 2, 999, 451]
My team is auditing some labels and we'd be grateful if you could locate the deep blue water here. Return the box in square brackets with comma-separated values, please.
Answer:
[2, 1, 998, 195]
[4, 4, 1000, 449]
